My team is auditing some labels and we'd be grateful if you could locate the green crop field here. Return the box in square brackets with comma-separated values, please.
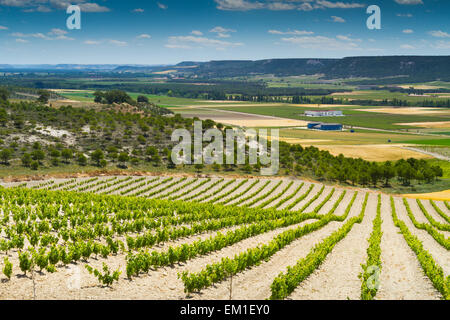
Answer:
[401, 139, 450, 146]
[212, 104, 450, 130]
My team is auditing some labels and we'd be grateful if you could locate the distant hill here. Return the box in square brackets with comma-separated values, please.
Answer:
[3, 56, 450, 81]
[325, 56, 450, 80]
[113, 56, 450, 81]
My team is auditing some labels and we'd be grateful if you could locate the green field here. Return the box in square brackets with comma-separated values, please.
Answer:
[278, 128, 444, 145]
[401, 139, 450, 146]
[212, 104, 450, 131]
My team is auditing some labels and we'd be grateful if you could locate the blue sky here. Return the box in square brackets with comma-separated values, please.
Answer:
[0, 0, 449, 64]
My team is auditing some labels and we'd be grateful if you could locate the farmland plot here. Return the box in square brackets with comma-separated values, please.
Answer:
[0, 176, 448, 300]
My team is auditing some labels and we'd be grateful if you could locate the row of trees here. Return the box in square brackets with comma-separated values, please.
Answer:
[277, 143, 443, 187]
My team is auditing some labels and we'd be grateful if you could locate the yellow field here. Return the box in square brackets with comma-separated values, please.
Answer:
[298, 144, 432, 162]
[398, 85, 442, 90]
[396, 121, 450, 129]
[292, 104, 355, 108]
[403, 190, 450, 201]
[357, 107, 447, 115]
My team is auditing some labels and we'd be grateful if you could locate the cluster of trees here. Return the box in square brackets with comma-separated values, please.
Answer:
[290, 94, 450, 108]
[93, 90, 134, 105]
[0, 89, 189, 171]
[277, 143, 443, 187]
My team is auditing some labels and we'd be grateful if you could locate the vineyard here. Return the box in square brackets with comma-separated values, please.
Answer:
[0, 175, 448, 300]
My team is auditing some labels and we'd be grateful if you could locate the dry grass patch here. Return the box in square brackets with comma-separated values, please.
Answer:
[402, 190, 450, 201]
[396, 121, 450, 129]
[357, 107, 448, 115]
[300, 144, 432, 162]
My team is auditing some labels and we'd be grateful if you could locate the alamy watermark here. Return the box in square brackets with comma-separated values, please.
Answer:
[171, 121, 279, 176]
[66, 5, 81, 30]
[367, 5, 381, 30]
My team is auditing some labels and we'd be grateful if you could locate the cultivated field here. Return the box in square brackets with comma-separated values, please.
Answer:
[0, 175, 448, 300]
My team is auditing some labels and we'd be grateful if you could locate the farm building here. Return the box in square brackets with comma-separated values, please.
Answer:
[304, 110, 343, 117]
[307, 122, 343, 131]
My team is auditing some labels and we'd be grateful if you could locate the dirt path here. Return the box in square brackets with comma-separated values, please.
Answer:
[289, 183, 322, 211]
[300, 186, 334, 213]
[276, 182, 311, 210]
[189, 221, 348, 300]
[265, 180, 301, 209]
[394, 197, 450, 275]
[406, 198, 450, 238]
[249, 180, 290, 208]
[421, 199, 449, 225]
[287, 192, 372, 300]
[402, 147, 450, 161]
[316, 189, 345, 215]
[376, 195, 441, 300]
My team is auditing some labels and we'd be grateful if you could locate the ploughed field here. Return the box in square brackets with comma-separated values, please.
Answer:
[0, 176, 449, 300]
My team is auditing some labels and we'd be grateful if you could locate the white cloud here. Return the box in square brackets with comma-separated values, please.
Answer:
[394, 0, 423, 4]
[331, 16, 346, 23]
[433, 41, 450, 49]
[15, 38, 28, 43]
[400, 44, 415, 49]
[268, 29, 314, 35]
[281, 35, 361, 50]
[0, 0, 110, 12]
[210, 26, 236, 33]
[132, 8, 145, 13]
[166, 35, 243, 50]
[11, 29, 74, 40]
[402, 29, 414, 34]
[0, 25, 8, 30]
[214, 0, 364, 11]
[316, 1, 364, 9]
[214, 0, 264, 11]
[191, 30, 203, 36]
[429, 30, 450, 38]
[109, 40, 127, 47]
[157, 2, 168, 9]
[267, 2, 296, 10]
[397, 13, 413, 17]
[137, 34, 151, 39]
[84, 40, 101, 45]
[210, 26, 236, 38]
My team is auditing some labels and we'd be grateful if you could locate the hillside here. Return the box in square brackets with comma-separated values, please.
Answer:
[111, 56, 450, 81]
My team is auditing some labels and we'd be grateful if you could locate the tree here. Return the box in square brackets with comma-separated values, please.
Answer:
[31, 149, 45, 164]
[381, 161, 396, 186]
[137, 95, 149, 103]
[431, 166, 443, 180]
[93, 91, 104, 103]
[32, 142, 42, 150]
[21, 153, 32, 167]
[0, 88, 9, 101]
[369, 165, 381, 186]
[37, 90, 50, 104]
[137, 135, 146, 145]
[61, 149, 73, 164]
[31, 161, 39, 170]
[118, 152, 129, 168]
[99, 159, 107, 168]
[0, 149, 12, 165]
[194, 163, 204, 173]
[77, 153, 87, 166]
[0, 108, 7, 127]
[91, 149, 105, 167]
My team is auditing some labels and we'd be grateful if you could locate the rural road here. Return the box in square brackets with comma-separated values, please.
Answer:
[402, 147, 450, 161]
